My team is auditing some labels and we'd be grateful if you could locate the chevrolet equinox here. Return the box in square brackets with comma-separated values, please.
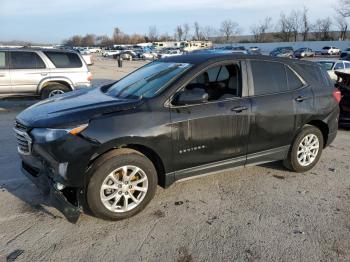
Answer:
[14, 54, 340, 222]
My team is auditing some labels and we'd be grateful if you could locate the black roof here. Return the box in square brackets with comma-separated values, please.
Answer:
[159, 53, 317, 66]
[0, 47, 78, 53]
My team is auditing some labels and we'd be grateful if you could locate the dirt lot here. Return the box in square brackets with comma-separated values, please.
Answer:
[1, 57, 350, 262]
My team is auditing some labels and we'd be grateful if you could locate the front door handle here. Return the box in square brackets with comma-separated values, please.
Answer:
[41, 73, 48, 76]
[0, 74, 5, 77]
[231, 106, 248, 113]
[295, 96, 306, 102]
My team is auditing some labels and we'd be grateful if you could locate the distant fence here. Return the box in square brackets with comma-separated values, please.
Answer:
[215, 40, 350, 52]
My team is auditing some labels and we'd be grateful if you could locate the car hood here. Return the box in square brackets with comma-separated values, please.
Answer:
[16, 87, 143, 128]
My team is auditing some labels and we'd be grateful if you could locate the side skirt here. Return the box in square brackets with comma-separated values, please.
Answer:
[163, 145, 290, 187]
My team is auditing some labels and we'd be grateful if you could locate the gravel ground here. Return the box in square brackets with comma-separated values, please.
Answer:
[0, 57, 350, 262]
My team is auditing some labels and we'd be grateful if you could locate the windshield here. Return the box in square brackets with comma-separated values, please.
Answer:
[106, 62, 192, 99]
[318, 61, 334, 71]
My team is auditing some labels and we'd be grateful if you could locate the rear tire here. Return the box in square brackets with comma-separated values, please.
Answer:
[283, 126, 324, 172]
[86, 149, 158, 221]
[41, 83, 70, 99]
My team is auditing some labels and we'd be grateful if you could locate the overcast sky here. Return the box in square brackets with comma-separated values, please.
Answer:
[0, 0, 337, 43]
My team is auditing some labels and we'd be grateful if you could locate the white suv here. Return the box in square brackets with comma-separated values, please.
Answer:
[0, 48, 92, 99]
[321, 46, 340, 55]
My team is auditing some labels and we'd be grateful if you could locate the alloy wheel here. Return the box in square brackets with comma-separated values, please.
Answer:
[297, 134, 320, 167]
[99, 165, 149, 213]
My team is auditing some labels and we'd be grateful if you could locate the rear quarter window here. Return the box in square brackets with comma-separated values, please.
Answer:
[250, 60, 288, 95]
[44, 51, 83, 68]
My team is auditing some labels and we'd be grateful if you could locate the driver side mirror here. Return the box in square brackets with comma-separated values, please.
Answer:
[174, 87, 209, 106]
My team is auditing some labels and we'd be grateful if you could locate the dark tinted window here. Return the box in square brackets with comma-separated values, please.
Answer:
[286, 67, 304, 90]
[345, 62, 350, 69]
[10, 51, 46, 69]
[0, 52, 7, 69]
[186, 63, 242, 101]
[294, 64, 322, 85]
[44, 51, 82, 68]
[251, 60, 288, 95]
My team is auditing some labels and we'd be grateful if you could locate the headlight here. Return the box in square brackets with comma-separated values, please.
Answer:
[31, 124, 89, 143]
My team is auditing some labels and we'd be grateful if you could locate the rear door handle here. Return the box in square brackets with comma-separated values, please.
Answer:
[0, 74, 5, 77]
[231, 106, 248, 113]
[41, 73, 48, 76]
[295, 96, 306, 102]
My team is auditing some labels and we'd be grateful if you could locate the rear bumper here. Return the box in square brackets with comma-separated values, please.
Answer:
[21, 162, 80, 223]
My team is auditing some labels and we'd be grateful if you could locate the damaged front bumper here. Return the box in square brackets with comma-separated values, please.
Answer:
[21, 162, 81, 223]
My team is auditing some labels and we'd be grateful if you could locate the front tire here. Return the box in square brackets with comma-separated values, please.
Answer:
[283, 126, 324, 172]
[86, 149, 158, 220]
[41, 83, 70, 99]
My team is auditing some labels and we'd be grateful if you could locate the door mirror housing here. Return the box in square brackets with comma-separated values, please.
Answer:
[174, 87, 209, 105]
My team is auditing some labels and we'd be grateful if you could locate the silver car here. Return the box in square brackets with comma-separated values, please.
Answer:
[0, 48, 92, 99]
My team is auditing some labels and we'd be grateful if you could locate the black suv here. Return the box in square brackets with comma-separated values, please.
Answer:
[14, 54, 340, 222]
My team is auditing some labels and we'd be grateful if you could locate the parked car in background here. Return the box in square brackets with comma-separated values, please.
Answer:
[160, 49, 183, 58]
[248, 46, 261, 55]
[270, 47, 294, 58]
[317, 60, 350, 81]
[102, 49, 121, 57]
[321, 46, 340, 55]
[294, 48, 315, 58]
[14, 53, 339, 221]
[141, 51, 158, 60]
[0, 48, 92, 99]
[340, 48, 350, 59]
[335, 71, 350, 127]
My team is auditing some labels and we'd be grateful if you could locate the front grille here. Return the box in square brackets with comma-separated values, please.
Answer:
[13, 121, 32, 155]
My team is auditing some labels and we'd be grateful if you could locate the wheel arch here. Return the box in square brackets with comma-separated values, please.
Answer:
[306, 120, 329, 148]
[38, 78, 74, 94]
[88, 143, 167, 188]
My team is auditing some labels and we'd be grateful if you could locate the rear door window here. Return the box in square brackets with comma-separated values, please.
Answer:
[44, 51, 82, 68]
[10, 51, 46, 69]
[345, 62, 350, 69]
[250, 60, 288, 95]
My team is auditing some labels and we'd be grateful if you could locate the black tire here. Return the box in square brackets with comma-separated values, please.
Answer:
[41, 83, 70, 99]
[86, 149, 158, 220]
[283, 125, 324, 172]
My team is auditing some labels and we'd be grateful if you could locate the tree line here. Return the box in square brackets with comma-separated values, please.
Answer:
[63, 1, 350, 47]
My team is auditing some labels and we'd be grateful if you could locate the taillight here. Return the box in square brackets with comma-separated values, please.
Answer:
[87, 72, 93, 81]
[333, 89, 341, 103]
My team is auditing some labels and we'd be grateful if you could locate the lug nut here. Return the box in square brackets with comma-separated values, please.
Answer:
[129, 185, 132, 189]
[118, 191, 122, 195]
[124, 181, 128, 185]
[125, 192, 129, 195]
[118, 184, 122, 188]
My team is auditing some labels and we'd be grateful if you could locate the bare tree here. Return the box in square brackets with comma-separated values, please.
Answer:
[314, 17, 333, 40]
[290, 10, 302, 42]
[251, 17, 272, 42]
[183, 23, 190, 40]
[81, 34, 96, 47]
[113, 27, 123, 44]
[335, 15, 348, 40]
[275, 12, 293, 42]
[63, 35, 83, 46]
[220, 20, 240, 42]
[300, 7, 310, 41]
[175, 25, 183, 41]
[194, 22, 202, 40]
[201, 26, 217, 40]
[337, 0, 350, 17]
[148, 26, 158, 42]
